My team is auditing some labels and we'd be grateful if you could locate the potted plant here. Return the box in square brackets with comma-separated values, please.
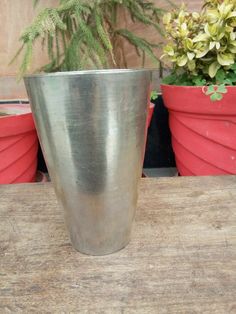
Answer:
[14, 0, 164, 75]
[12, 0, 168, 172]
[161, 0, 236, 176]
[0, 100, 38, 184]
[14, 0, 166, 255]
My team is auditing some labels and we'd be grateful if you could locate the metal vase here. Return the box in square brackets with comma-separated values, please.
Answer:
[24, 69, 151, 255]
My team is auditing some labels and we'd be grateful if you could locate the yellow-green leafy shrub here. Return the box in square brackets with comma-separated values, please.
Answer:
[162, 0, 236, 100]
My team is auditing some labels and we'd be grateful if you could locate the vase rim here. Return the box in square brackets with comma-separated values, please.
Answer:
[24, 69, 151, 79]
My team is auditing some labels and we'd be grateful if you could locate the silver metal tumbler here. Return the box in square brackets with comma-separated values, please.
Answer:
[24, 69, 151, 255]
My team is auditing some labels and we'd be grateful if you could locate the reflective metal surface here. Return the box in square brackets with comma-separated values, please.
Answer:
[24, 69, 151, 255]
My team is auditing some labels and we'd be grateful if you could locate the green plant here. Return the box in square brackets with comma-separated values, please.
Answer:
[150, 90, 159, 101]
[13, 0, 170, 77]
[162, 0, 236, 101]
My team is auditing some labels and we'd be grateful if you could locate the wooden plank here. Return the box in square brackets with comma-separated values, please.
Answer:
[0, 176, 236, 313]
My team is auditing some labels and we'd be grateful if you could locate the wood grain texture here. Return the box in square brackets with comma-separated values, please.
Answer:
[0, 176, 236, 313]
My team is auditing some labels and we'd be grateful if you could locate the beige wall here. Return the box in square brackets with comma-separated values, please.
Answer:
[0, 0, 202, 98]
[0, 0, 58, 76]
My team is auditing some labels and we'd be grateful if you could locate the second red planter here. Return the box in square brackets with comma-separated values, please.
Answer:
[161, 85, 236, 176]
[0, 102, 38, 184]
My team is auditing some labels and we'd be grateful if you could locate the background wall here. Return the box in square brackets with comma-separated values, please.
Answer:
[0, 0, 202, 97]
[0, 0, 58, 76]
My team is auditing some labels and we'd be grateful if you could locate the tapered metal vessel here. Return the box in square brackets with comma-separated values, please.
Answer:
[24, 69, 151, 255]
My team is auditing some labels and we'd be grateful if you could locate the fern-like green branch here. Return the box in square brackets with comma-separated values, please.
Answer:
[12, 0, 172, 77]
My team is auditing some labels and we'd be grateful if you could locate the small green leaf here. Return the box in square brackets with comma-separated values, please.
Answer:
[193, 33, 209, 42]
[217, 53, 234, 66]
[208, 61, 221, 78]
[228, 72, 236, 83]
[216, 84, 227, 94]
[177, 55, 188, 67]
[230, 64, 236, 71]
[210, 92, 223, 102]
[215, 69, 226, 84]
[205, 85, 215, 95]
[192, 76, 206, 86]
[187, 52, 195, 60]
[162, 74, 177, 85]
[223, 78, 233, 85]
[151, 90, 158, 101]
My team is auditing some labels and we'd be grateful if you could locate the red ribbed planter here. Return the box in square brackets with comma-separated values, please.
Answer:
[142, 102, 155, 164]
[0, 102, 38, 184]
[161, 85, 236, 176]
[147, 102, 155, 128]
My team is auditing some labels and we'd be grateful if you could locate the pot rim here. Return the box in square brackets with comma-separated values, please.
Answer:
[161, 84, 236, 89]
[24, 69, 151, 79]
[0, 99, 29, 104]
[0, 100, 31, 118]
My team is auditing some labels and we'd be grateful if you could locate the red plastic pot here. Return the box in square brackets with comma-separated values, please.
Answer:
[147, 102, 155, 128]
[161, 85, 236, 176]
[0, 102, 38, 184]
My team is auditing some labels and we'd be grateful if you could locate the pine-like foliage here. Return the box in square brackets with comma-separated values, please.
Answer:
[13, 0, 169, 77]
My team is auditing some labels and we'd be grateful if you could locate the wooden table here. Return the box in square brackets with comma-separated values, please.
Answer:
[0, 176, 236, 313]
